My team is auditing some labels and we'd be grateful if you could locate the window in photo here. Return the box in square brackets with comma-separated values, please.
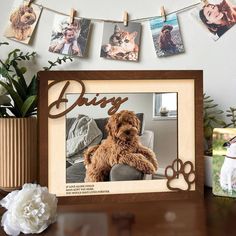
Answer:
[153, 93, 177, 119]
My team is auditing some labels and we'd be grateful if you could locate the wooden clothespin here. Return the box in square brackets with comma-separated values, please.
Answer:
[123, 11, 128, 27]
[202, 0, 209, 5]
[69, 8, 76, 24]
[27, 0, 34, 7]
[160, 6, 166, 22]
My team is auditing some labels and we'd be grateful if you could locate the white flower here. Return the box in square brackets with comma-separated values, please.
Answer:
[0, 75, 8, 96]
[0, 184, 58, 236]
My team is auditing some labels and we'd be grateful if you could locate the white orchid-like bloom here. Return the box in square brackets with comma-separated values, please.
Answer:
[0, 184, 58, 236]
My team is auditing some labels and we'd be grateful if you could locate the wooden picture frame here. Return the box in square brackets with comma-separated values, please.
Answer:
[38, 70, 203, 204]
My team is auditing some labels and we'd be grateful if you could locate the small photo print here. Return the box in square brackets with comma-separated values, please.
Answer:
[191, 0, 236, 40]
[213, 128, 236, 198]
[49, 14, 91, 57]
[4, 0, 42, 44]
[100, 22, 141, 61]
[149, 13, 184, 57]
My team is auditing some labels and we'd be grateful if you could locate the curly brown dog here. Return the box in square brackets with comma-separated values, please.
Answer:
[158, 25, 177, 53]
[10, 5, 37, 41]
[84, 110, 158, 182]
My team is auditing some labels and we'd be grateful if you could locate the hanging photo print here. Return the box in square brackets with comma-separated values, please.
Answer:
[213, 128, 236, 198]
[49, 14, 91, 57]
[191, 0, 236, 40]
[100, 22, 141, 61]
[149, 13, 184, 57]
[4, 0, 42, 44]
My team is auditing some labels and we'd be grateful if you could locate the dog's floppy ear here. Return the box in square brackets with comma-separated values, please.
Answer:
[106, 115, 115, 136]
[105, 120, 112, 136]
[10, 8, 20, 23]
[106, 114, 118, 137]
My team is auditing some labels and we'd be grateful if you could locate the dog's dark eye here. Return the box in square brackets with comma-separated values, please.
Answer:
[28, 8, 33, 13]
[117, 123, 122, 128]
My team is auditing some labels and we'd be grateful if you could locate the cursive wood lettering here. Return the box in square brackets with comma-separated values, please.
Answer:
[48, 80, 128, 119]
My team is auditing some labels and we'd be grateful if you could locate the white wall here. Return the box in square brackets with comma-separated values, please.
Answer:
[0, 0, 235, 162]
[1, 0, 235, 111]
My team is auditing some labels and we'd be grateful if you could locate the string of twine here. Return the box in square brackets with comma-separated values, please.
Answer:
[27, 0, 202, 23]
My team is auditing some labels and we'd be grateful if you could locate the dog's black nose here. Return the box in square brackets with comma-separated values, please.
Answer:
[125, 130, 130, 135]
[223, 142, 230, 147]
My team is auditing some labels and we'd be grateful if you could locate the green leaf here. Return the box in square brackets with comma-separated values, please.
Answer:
[20, 67, 27, 74]
[5, 49, 20, 65]
[0, 95, 11, 105]
[21, 95, 37, 117]
[27, 76, 37, 96]
[8, 107, 21, 117]
[10, 78, 27, 100]
[204, 104, 218, 109]
[204, 126, 213, 139]
[12, 61, 28, 91]
[204, 99, 214, 103]
[0, 42, 9, 46]
[0, 67, 10, 80]
[0, 80, 23, 112]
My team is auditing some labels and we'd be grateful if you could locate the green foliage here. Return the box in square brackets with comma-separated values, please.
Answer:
[204, 93, 226, 156]
[43, 56, 73, 71]
[225, 107, 236, 128]
[0, 42, 73, 117]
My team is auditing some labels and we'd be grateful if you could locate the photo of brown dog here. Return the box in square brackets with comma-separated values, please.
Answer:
[84, 110, 158, 182]
[150, 13, 184, 57]
[4, 0, 42, 44]
[158, 25, 177, 53]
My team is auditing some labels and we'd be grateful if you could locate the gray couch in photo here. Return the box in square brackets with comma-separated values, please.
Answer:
[66, 113, 154, 183]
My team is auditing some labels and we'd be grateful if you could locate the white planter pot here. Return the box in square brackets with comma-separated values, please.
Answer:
[204, 155, 213, 187]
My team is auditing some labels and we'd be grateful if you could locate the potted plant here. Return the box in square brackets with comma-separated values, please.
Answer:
[203, 93, 226, 187]
[225, 107, 236, 128]
[0, 42, 72, 191]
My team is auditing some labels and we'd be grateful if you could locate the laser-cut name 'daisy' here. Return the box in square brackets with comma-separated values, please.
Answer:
[48, 80, 129, 119]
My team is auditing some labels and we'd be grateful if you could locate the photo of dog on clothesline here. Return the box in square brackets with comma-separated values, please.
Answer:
[66, 93, 178, 183]
[149, 13, 185, 57]
[213, 128, 236, 198]
[4, 0, 42, 44]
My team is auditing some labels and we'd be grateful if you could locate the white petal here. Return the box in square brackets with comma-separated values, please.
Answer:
[1, 212, 21, 236]
[0, 190, 19, 209]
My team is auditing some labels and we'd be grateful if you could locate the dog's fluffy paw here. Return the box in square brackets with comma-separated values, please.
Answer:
[165, 159, 195, 191]
[142, 163, 156, 174]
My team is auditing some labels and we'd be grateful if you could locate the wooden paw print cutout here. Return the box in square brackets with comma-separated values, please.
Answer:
[165, 159, 196, 191]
